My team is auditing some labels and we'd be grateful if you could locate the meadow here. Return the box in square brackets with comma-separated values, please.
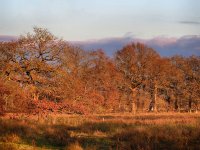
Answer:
[1, 113, 200, 150]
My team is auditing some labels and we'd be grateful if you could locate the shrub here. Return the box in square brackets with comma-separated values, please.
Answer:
[0, 78, 28, 114]
[1, 134, 21, 143]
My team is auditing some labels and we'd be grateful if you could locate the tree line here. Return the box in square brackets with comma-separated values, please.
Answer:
[0, 28, 199, 115]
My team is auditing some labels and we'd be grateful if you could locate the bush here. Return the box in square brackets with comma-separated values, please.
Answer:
[0, 79, 10, 115]
[1, 134, 21, 143]
[0, 78, 28, 114]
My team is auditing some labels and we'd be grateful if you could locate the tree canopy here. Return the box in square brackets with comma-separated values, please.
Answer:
[0, 28, 199, 115]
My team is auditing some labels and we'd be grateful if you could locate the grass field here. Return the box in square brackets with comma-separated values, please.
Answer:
[1, 113, 200, 150]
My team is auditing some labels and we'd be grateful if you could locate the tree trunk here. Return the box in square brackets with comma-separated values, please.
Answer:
[195, 101, 198, 113]
[131, 100, 136, 115]
[5, 97, 8, 111]
[188, 96, 192, 113]
[33, 93, 39, 101]
[149, 83, 157, 112]
[174, 96, 179, 112]
[131, 89, 137, 114]
[154, 84, 158, 112]
[149, 89, 154, 112]
[136, 88, 142, 112]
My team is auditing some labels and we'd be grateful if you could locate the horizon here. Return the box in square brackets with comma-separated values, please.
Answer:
[1, 33, 200, 57]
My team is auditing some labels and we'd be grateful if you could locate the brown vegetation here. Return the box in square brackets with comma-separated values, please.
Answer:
[1, 113, 200, 149]
[0, 27, 199, 115]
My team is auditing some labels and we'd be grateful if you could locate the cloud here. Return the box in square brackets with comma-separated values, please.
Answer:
[0, 34, 199, 57]
[179, 21, 200, 25]
[72, 35, 200, 57]
[0, 35, 17, 42]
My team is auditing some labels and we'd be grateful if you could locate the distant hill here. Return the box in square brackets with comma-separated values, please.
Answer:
[0, 35, 17, 42]
[72, 35, 200, 57]
[1, 35, 199, 56]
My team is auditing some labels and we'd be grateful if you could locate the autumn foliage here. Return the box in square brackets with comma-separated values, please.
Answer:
[0, 27, 199, 115]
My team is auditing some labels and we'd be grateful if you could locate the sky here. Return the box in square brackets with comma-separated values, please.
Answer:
[0, 0, 200, 40]
[0, 0, 200, 56]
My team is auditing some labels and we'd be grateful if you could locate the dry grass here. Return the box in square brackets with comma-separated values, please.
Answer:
[0, 113, 200, 150]
[65, 142, 83, 150]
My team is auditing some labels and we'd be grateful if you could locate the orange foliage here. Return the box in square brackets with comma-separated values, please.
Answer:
[0, 28, 199, 115]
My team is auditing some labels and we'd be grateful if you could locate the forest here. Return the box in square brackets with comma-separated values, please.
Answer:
[0, 27, 200, 116]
